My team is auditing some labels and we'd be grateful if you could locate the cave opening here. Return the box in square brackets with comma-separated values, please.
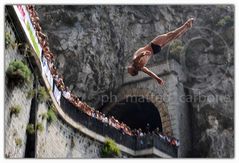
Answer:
[106, 96, 163, 133]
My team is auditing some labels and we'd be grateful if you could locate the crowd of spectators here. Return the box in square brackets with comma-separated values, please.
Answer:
[26, 5, 179, 148]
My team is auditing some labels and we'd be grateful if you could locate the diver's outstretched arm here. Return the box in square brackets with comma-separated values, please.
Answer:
[141, 67, 164, 85]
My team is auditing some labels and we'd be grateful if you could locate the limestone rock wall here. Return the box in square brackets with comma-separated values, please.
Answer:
[35, 5, 183, 108]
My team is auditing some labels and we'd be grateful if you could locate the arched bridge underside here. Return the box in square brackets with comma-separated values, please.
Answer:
[104, 88, 172, 135]
[108, 96, 163, 133]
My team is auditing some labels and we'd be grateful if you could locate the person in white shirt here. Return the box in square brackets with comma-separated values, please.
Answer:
[63, 87, 71, 100]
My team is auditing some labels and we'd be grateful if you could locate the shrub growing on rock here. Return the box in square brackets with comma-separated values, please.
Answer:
[26, 123, 35, 135]
[27, 88, 35, 99]
[37, 86, 49, 103]
[10, 105, 21, 117]
[169, 40, 184, 62]
[47, 108, 57, 123]
[5, 32, 12, 49]
[36, 123, 44, 132]
[6, 60, 32, 87]
[100, 138, 121, 158]
[5, 31, 22, 50]
[216, 15, 233, 28]
[170, 40, 184, 55]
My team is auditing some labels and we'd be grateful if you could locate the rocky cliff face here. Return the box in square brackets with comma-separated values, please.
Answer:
[35, 5, 234, 157]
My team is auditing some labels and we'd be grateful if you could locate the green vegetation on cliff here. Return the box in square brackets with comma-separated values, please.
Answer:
[100, 138, 121, 158]
[6, 60, 32, 87]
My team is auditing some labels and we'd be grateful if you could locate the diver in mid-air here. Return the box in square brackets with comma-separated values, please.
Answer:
[128, 18, 194, 85]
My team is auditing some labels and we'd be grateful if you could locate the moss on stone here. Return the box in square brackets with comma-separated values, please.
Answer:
[15, 138, 22, 147]
[10, 105, 21, 117]
[36, 123, 44, 132]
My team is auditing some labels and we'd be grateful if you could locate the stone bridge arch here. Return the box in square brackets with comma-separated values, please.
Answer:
[103, 87, 173, 136]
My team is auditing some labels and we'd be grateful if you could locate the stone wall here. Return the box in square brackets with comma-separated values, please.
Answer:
[35, 102, 102, 158]
[4, 21, 33, 158]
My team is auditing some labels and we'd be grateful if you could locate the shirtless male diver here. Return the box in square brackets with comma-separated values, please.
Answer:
[128, 18, 194, 85]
